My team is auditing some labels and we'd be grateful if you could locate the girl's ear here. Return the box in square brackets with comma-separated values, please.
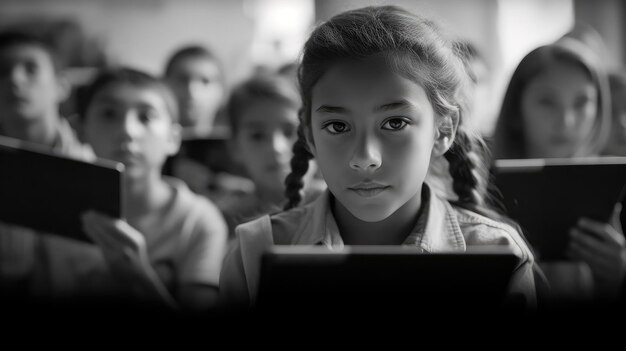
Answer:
[166, 123, 182, 156]
[433, 111, 459, 156]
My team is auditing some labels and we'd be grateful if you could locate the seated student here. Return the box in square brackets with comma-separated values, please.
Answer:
[163, 45, 225, 137]
[217, 73, 324, 240]
[70, 67, 229, 312]
[219, 5, 536, 311]
[161, 45, 234, 195]
[0, 31, 94, 298]
[604, 70, 626, 157]
[491, 35, 625, 303]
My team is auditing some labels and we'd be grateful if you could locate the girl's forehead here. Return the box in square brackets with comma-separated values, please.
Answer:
[312, 61, 429, 105]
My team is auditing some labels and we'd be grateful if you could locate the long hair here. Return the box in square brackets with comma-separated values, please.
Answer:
[492, 40, 611, 159]
[284, 5, 494, 216]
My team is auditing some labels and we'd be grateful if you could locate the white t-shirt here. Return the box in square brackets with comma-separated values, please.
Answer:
[37, 177, 228, 300]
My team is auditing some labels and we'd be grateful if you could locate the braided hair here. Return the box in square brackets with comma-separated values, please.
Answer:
[283, 121, 314, 210]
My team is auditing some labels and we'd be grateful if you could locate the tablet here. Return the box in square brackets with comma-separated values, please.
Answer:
[493, 157, 626, 261]
[257, 245, 519, 311]
[0, 135, 124, 243]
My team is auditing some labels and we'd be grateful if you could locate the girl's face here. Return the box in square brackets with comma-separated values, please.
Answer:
[83, 82, 180, 179]
[605, 85, 626, 156]
[521, 61, 598, 158]
[234, 98, 299, 196]
[166, 57, 223, 129]
[309, 62, 439, 222]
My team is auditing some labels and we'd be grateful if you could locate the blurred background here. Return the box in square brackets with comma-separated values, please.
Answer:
[0, 0, 623, 134]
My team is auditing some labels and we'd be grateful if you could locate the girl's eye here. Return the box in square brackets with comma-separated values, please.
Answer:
[381, 118, 408, 131]
[322, 121, 350, 134]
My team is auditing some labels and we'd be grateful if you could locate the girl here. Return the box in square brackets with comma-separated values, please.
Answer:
[492, 40, 610, 159]
[218, 73, 323, 240]
[219, 5, 536, 309]
[76, 67, 228, 312]
[492, 37, 625, 301]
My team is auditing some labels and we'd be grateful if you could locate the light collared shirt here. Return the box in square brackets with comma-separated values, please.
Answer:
[219, 184, 537, 309]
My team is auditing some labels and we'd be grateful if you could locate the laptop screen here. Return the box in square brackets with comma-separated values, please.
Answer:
[257, 245, 519, 312]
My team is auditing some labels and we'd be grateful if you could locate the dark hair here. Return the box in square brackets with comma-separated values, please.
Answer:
[284, 5, 492, 214]
[163, 45, 221, 79]
[227, 73, 300, 136]
[0, 31, 60, 72]
[77, 67, 178, 122]
[492, 41, 610, 159]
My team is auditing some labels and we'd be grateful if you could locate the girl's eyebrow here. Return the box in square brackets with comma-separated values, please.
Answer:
[315, 99, 416, 114]
[315, 105, 348, 114]
[374, 99, 415, 112]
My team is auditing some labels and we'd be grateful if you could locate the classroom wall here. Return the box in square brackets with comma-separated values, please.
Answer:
[0, 0, 257, 88]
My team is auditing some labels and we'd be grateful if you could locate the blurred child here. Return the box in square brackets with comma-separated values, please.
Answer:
[163, 45, 225, 138]
[0, 31, 93, 297]
[74, 67, 228, 312]
[492, 36, 625, 302]
[218, 73, 323, 239]
[604, 70, 626, 156]
[219, 5, 536, 310]
[162, 45, 237, 196]
[492, 40, 610, 159]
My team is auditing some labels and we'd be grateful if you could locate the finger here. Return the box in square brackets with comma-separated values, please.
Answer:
[611, 203, 623, 230]
[568, 240, 613, 275]
[570, 227, 616, 257]
[577, 218, 623, 245]
[82, 214, 119, 253]
[87, 212, 139, 249]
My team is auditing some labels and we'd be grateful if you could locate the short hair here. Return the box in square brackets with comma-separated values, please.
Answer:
[163, 45, 220, 78]
[78, 67, 179, 123]
[227, 73, 300, 135]
[0, 31, 60, 72]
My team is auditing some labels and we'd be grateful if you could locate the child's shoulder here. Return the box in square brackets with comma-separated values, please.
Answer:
[235, 196, 321, 245]
[450, 204, 534, 262]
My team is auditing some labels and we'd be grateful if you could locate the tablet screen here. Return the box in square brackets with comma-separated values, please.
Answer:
[0, 136, 124, 243]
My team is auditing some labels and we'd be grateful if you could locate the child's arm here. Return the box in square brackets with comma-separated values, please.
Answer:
[567, 203, 626, 299]
[81, 211, 179, 310]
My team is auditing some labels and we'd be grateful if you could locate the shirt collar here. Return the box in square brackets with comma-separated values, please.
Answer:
[300, 183, 466, 252]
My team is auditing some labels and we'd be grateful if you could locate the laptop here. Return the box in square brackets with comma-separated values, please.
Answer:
[0, 135, 124, 243]
[257, 245, 520, 312]
[493, 157, 626, 261]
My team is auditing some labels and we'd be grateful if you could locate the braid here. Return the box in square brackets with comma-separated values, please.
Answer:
[283, 124, 314, 210]
[444, 129, 486, 207]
